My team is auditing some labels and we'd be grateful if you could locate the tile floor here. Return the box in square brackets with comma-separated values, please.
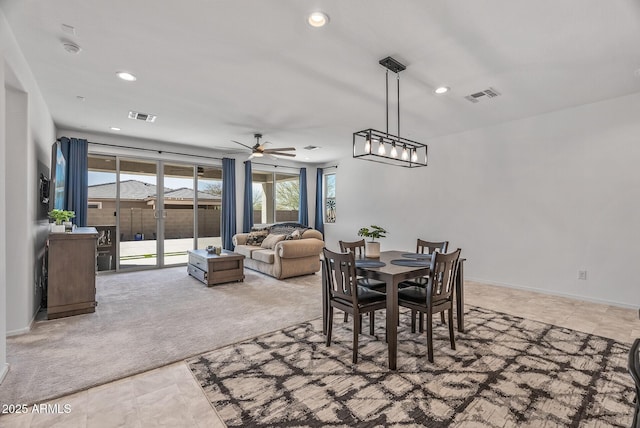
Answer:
[1, 281, 638, 427]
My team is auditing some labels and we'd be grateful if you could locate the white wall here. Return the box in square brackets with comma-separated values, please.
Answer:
[0, 39, 7, 383]
[1, 9, 56, 341]
[326, 92, 640, 308]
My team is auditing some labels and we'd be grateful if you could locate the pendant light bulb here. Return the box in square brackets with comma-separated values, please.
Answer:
[411, 149, 418, 162]
[390, 143, 398, 158]
[401, 145, 409, 160]
[377, 141, 386, 155]
[364, 139, 371, 153]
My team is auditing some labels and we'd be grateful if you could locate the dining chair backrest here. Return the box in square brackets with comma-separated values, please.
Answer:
[417, 239, 449, 255]
[339, 239, 366, 258]
[427, 248, 461, 302]
[323, 248, 359, 306]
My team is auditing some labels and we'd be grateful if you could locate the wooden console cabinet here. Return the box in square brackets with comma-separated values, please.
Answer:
[47, 227, 98, 319]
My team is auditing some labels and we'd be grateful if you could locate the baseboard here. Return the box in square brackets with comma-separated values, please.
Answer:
[465, 276, 637, 310]
[6, 306, 39, 337]
[0, 363, 8, 385]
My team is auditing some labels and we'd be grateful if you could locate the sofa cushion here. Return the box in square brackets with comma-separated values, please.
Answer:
[246, 230, 268, 246]
[252, 249, 275, 264]
[234, 244, 260, 259]
[261, 233, 286, 249]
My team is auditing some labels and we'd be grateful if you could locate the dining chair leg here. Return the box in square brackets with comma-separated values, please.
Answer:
[448, 308, 456, 350]
[326, 307, 333, 347]
[426, 309, 434, 363]
[344, 312, 349, 322]
[410, 309, 416, 333]
[353, 311, 360, 363]
[440, 312, 446, 324]
[369, 311, 375, 336]
[419, 311, 424, 333]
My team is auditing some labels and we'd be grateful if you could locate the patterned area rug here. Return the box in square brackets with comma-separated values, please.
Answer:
[188, 307, 635, 427]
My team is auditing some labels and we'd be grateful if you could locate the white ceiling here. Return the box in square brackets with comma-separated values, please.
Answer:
[2, 0, 640, 164]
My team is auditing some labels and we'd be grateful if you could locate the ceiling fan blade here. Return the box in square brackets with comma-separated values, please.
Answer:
[262, 147, 296, 152]
[268, 152, 296, 157]
[231, 140, 254, 150]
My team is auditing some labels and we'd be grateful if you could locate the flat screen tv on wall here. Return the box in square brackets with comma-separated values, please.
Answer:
[50, 140, 66, 211]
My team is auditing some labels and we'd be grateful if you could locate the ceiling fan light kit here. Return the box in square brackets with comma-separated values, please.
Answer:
[353, 56, 428, 168]
[232, 133, 296, 160]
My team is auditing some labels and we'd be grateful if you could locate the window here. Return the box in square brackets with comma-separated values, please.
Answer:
[324, 173, 336, 223]
[252, 170, 300, 224]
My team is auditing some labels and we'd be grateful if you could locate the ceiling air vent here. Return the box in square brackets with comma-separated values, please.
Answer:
[128, 111, 157, 123]
[465, 87, 501, 104]
[304, 145, 321, 151]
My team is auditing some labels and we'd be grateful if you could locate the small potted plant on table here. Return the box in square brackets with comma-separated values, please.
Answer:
[357, 225, 387, 258]
[48, 209, 75, 233]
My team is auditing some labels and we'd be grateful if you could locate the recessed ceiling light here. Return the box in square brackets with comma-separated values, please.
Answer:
[434, 86, 450, 95]
[116, 71, 137, 82]
[110, 127, 121, 131]
[308, 11, 329, 27]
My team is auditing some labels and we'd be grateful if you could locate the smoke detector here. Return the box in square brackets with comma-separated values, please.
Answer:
[128, 111, 157, 123]
[62, 42, 81, 54]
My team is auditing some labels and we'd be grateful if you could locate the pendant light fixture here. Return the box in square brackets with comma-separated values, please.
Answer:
[353, 57, 428, 167]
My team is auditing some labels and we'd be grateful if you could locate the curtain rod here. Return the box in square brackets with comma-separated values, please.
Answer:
[84, 140, 224, 161]
[80, 139, 317, 170]
[243, 160, 303, 171]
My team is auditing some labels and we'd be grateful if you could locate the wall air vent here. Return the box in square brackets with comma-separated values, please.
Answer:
[128, 111, 157, 123]
[464, 87, 501, 104]
[304, 145, 321, 151]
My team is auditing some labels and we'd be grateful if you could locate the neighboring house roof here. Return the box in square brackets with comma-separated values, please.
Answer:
[88, 180, 220, 201]
[89, 180, 162, 200]
[162, 187, 219, 201]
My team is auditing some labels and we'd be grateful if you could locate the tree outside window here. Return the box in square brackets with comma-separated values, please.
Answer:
[324, 173, 336, 223]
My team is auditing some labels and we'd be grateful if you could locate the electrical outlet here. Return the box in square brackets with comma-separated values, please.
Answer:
[578, 270, 587, 280]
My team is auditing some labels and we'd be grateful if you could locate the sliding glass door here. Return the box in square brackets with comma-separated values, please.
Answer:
[118, 158, 159, 270]
[88, 154, 223, 272]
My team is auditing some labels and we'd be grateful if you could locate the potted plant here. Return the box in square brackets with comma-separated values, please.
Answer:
[357, 225, 387, 258]
[48, 209, 75, 233]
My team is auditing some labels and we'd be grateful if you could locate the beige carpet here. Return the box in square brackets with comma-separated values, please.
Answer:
[189, 307, 636, 427]
[0, 266, 322, 406]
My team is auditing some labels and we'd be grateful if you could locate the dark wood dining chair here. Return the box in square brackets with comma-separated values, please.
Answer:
[339, 239, 387, 323]
[398, 248, 461, 363]
[630, 338, 640, 428]
[323, 248, 386, 363]
[339, 239, 386, 291]
[399, 239, 450, 328]
[400, 239, 449, 287]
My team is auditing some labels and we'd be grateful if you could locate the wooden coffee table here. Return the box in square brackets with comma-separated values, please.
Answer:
[187, 249, 245, 286]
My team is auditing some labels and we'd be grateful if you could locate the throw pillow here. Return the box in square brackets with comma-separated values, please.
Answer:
[246, 230, 268, 246]
[269, 223, 310, 237]
[261, 233, 286, 249]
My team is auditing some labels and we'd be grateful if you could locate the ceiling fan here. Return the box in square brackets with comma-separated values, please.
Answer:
[231, 133, 296, 159]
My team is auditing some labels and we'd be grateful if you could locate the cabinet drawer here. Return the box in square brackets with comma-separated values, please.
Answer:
[187, 263, 207, 283]
[188, 253, 208, 272]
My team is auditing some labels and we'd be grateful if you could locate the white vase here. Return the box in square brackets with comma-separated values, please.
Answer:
[50, 223, 65, 233]
[365, 241, 380, 258]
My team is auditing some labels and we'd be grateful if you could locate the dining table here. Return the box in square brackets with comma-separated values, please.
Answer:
[321, 249, 466, 370]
